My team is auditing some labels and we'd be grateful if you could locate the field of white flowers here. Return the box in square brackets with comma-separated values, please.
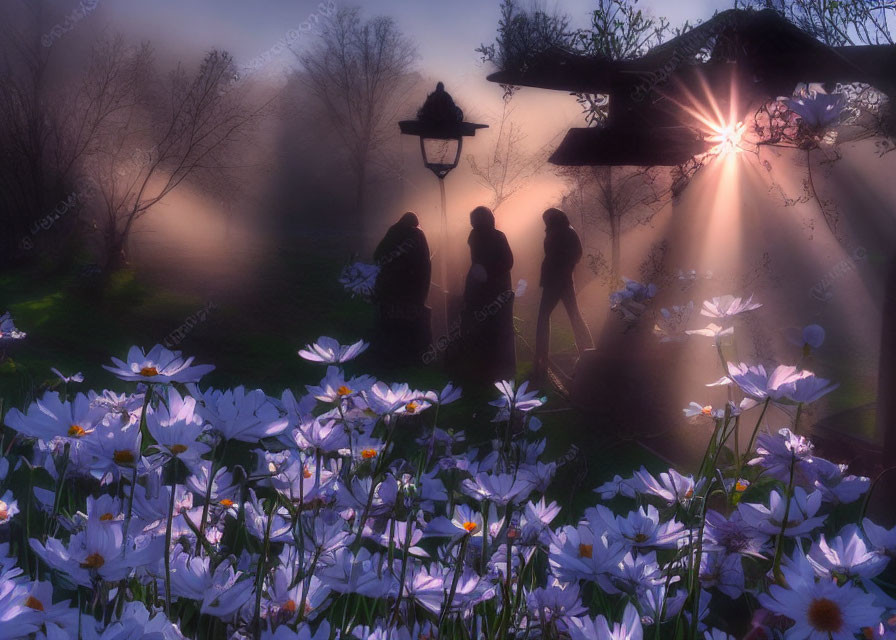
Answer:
[0, 297, 894, 639]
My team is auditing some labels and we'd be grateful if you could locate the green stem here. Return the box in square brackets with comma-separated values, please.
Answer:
[196, 441, 226, 555]
[772, 456, 797, 584]
[745, 398, 771, 456]
[254, 496, 276, 638]
[164, 481, 177, 617]
[48, 443, 71, 539]
[298, 547, 321, 623]
[439, 535, 470, 632]
[480, 502, 490, 571]
[123, 385, 154, 551]
[390, 514, 416, 625]
[792, 402, 804, 435]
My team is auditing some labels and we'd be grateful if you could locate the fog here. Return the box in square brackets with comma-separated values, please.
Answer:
[3, 0, 896, 464]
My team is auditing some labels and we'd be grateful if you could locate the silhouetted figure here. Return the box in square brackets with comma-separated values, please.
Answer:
[457, 206, 516, 382]
[534, 208, 592, 379]
[371, 212, 432, 365]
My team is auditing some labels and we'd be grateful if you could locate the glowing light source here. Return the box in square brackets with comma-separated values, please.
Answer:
[707, 120, 746, 156]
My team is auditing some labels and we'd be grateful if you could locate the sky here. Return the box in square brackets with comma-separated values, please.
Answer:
[74, 0, 731, 96]
[65, 0, 733, 182]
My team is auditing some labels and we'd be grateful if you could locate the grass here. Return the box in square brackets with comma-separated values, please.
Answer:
[0, 244, 665, 521]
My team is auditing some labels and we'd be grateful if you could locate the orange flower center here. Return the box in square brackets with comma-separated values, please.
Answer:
[336, 385, 352, 397]
[406, 401, 419, 413]
[0, 501, 7, 521]
[684, 488, 694, 498]
[169, 444, 188, 455]
[24, 596, 43, 611]
[281, 599, 297, 613]
[701, 405, 713, 415]
[219, 499, 235, 508]
[113, 449, 135, 464]
[68, 425, 87, 437]
[578, 543, 593, 558]
[99, 513, 115, 521]
[80, 553, 105, 569]
[139, 366, 159, 377]
[303, 467, 312, 479]
[807, 597, 843, 633]
[361, 448, 377, 459]
[735, 481, 749, 492]
[462, 521, 477, 533]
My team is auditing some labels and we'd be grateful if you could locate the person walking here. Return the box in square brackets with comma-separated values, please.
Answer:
[534, 207, 592, 380]
[459, 206, 516, 381]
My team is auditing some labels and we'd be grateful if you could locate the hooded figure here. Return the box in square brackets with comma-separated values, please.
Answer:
[456, 206, 516, 381]
[534, 208, 592, 378]
[374, 212, 430, 306]
[371, 212, 432, 364]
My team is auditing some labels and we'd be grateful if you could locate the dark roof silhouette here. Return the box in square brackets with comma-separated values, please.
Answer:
[487, 8, 896, 166]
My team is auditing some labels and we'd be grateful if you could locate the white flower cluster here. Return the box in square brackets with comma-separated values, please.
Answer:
[0, 322, 893, 639]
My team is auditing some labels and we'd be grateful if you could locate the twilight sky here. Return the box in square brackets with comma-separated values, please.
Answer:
[64, 0, 732, 170]
[77, 0, 731, 93]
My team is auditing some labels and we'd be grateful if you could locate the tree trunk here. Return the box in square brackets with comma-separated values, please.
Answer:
[103, 224, 128, 272]
[354, 158, 367, 244]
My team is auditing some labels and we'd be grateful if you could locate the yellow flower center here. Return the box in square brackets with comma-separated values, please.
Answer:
[68, 425, 87, 437]
[219, 499, 235, 508]
[701, 405, 713, 416]
[406, 401, 419, 413]
[139, 366, 159, 377]
[113, 449, 135, 465]
[336, 385, 352, 397]
[361, 448, 378, 459]
[169, 444, 188, 455]
[281, 599, 297, 613]
[24, 596, 43, 611]
[807, 597, 843, 633]
[462, 521, 477, 533]
[578, 543, 593, 558]
[80, 553, 105, 569]
[99, 513, 115, 521]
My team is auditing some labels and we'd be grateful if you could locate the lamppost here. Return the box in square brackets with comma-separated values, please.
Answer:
[399, 82, 487, 330]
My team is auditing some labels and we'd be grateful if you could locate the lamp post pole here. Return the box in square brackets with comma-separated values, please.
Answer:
[438, 175, 449, 331]
[399, 82, 487, 343]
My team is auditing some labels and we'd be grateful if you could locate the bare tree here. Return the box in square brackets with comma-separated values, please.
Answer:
[87, 49, 266, 269]
[734, 0, 894, 45]
[466, 95, 553, 214]
[559, 165, 669, 284]
[0, 2, 149, 263]
[296, 8, 418, 225]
